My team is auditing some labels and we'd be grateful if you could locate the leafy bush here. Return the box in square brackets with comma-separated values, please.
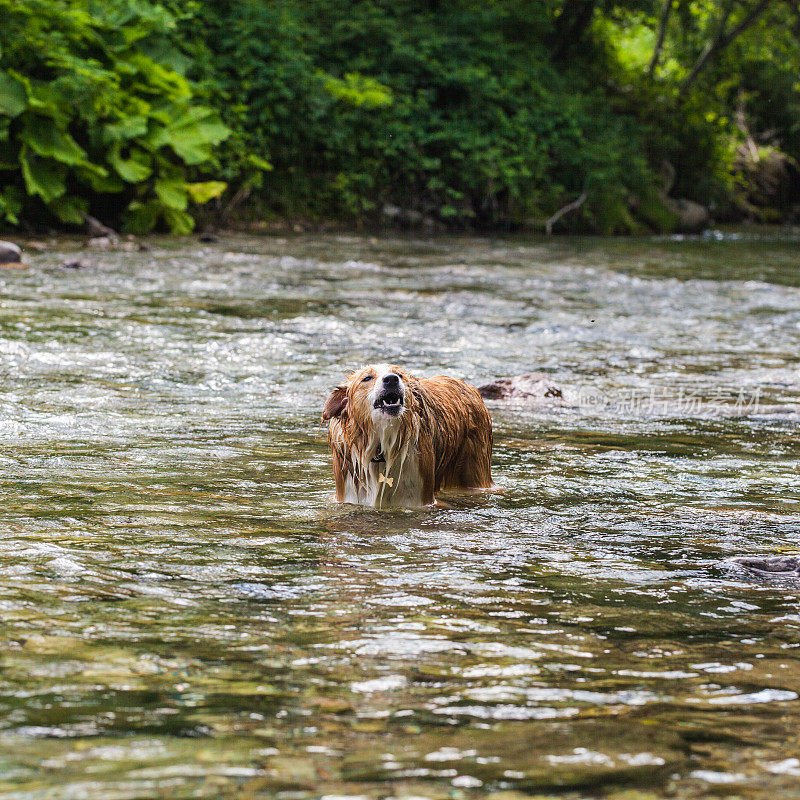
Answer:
[0, 0, 230, 232]
[2, 0, 799, 234]
[186, 0, 665, 231]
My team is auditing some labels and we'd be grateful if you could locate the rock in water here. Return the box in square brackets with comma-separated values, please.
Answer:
[59, 259, 87, 270]
[728, 555, 800, 576]
[663, 197, 710, 233]
[87, 236, 115, 250]
[478, 373, 564, 404]
[0, 240, 22, 264]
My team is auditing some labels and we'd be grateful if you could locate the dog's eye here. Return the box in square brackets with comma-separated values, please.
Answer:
[361, 374, 373, 383]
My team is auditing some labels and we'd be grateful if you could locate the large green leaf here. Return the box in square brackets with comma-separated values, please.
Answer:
[124, 53, 192, 99]
[246, 154, 273, 172]
[103, 116, 149, 143]
[148, 106, 230, 164]
[122, 198, 195, 235]
[21, 116, 88, 166]
[24, 83, 70, 125]
[186, 181, 227, 204]
[108, 144, 152, 182]
[154, 177, 189, 210]
[0, 70, 26, 118]
[0, 187, 22, 224]
[0, 1, 232, 233]
[123, 200, 160, 234]
[20, 147, 66, 203]
[49, 195, 88, 225]
[163, 206, 194, 234]
[78, 166, 124, 194]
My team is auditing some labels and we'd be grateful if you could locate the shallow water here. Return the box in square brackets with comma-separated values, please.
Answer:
[1, 233, 799, 799]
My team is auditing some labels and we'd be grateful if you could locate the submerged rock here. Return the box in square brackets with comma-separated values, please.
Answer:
[0, 240, 21, 264]
[87, 235, 116, 250]
[728, 555, 800, 576]
[59, 258, 87, 270]
[478, 372, 564, 404]
[381, 203, 440, 229]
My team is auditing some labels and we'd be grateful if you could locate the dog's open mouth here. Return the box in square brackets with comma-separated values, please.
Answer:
[373, 389, 404, 416]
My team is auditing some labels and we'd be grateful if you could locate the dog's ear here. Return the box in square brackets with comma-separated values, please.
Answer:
[322, 386, 348, 420]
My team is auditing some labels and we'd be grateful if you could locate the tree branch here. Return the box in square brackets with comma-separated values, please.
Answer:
[218, 184, 252, 226]
[718, 0, 772, 48]
[545, 191, 588, 235]
[679, 0, 772, 95]
[648, 0, 675, 76]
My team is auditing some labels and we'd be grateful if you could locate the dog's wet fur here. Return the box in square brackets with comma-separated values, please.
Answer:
[323, 364, 493, 507]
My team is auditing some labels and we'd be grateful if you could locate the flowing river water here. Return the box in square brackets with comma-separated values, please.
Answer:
[1, 233, 799, 799]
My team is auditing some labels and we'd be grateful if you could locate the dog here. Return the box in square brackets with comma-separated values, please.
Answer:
[322, 364, 493, 507]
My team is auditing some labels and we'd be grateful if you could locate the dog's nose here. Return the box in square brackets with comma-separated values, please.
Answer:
[383, 373, 400, 387]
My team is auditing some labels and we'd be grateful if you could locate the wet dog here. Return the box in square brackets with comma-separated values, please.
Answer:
[322, 364, 493, 507]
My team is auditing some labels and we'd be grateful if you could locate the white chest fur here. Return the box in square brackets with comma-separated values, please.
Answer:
[341, 412, 424, 507]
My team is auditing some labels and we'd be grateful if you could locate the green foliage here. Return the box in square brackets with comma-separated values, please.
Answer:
[187, 0, 665, 230]
[0, 0, 230, 232]
[322, 73, 393, 108]
[1, 0, 798, 233]
[602, 0, 800, 218]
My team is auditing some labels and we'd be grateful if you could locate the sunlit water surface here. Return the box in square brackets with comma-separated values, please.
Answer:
[1, 234, 799, 799]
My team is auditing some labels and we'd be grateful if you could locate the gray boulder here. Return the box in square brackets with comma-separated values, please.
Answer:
[0, 240, 21, 264]
[728, 555, 800, 576]
[478, 372, 564, 404]
[663, 197, 710, 233]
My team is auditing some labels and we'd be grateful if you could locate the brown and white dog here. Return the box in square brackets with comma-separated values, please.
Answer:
[322, 364, 493, 507]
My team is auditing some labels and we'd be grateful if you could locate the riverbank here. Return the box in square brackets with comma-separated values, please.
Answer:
[4, 221, 800, 268]
[4, 1, 800, 239]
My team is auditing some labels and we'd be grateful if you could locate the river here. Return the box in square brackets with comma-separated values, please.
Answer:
[1, 233, 799, 799]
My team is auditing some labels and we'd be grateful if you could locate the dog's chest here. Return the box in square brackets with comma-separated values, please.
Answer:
[342, 444, 424, 507]
[382, 449, 424, 507]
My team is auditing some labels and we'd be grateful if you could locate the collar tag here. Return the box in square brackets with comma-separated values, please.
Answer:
[378, 472, 394, 487]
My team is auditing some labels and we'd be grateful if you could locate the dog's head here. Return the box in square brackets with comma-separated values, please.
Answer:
[323, 364, 426, 504]
[323, 363, 416, 431]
